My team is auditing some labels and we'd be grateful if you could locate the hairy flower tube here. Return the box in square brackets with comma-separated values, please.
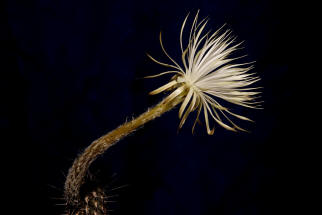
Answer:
[64, 11, 261, 215]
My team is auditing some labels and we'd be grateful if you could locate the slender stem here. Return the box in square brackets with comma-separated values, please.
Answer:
[64, 94, 185, 206]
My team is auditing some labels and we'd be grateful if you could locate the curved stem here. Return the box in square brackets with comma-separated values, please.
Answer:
[64, 94, 185, 206]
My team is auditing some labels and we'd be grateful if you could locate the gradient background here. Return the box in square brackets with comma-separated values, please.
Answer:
[2, 0, 298, 214]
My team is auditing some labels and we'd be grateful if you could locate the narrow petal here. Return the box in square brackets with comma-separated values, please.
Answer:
[179, 88, 194, 118]
[192, 104, 202, 134]
[159, 32, 184, 73]
[179, 91, 197, 129]
[180, 13, 190, 53]
[147, 53, 181, 70]
[202, 101, 214, 135]
[144, 71, 182, 79]
[225, 110, 254, 122]
[162, 85, 186, 104]
[203, 99, 236, 131]
[149, 80, 177, 95]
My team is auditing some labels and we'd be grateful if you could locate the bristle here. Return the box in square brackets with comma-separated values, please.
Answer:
[65, 187, 108, 215]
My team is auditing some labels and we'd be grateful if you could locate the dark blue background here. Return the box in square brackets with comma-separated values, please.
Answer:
[2, 0, 298, 214]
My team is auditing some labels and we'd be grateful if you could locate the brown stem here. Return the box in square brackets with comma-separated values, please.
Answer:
[64, 95, 185, 207]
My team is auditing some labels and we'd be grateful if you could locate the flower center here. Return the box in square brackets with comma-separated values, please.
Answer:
[176, 75, 200, 93]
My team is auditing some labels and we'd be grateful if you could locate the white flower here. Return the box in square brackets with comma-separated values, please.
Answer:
[146, 11, 262, 135]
